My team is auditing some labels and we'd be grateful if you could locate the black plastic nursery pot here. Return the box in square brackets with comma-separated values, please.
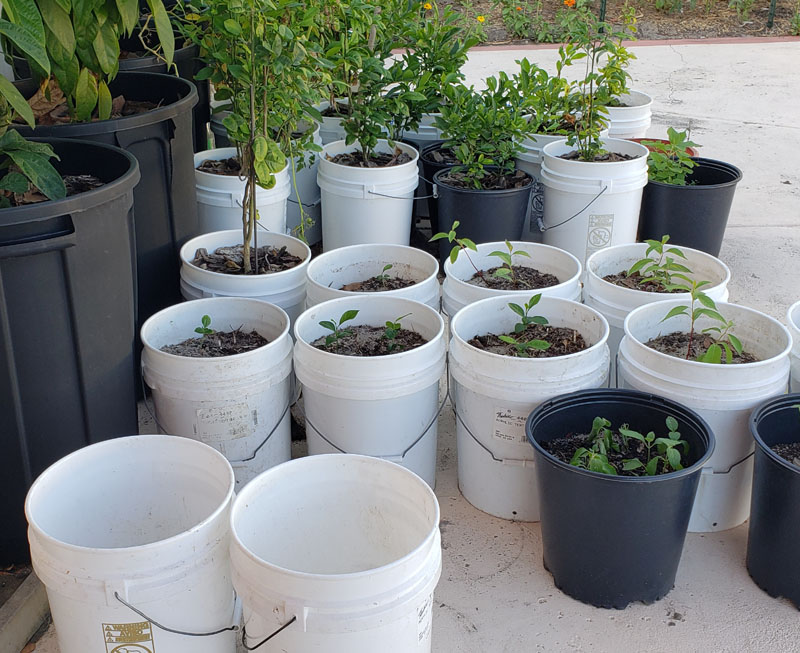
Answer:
[526, 389, 715, 609]
[432, 167, 532, 262]
[401, 138, 443, 228]
[420, 143, 454, 234]
[746, 394, 800, 609]
[14, 72, 199, 334]
[637, 157, 742, 257]
[0, 138, 140, 563]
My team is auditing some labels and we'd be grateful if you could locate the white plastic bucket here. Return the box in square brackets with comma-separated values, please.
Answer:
[141, 297, 293, 489]
[541, 138, 648, 266]
[401, 113, 443, 144]
[180, 229, 311, 325]
[606, 90, 653, 139]
[788, 300, 800, 393]
[26, 435, 237, 653]
[230, 454, 441, 652]
[619, 299, 792, 532]
[450, 295, 610, 520]
[442, 241, 582, 317]
[306, 243, 440, 309]
[194, 147, 291, 235]
[318, 140, 419, 251]
[315, 100, 348, 145]
[293, 296, 446, 487]
[584, 242, 731, 386]
[287, 123, 323, 245]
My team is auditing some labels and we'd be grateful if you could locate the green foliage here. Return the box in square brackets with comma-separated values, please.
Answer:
[497, 333, 551, 357]
[513, 56, 576, 136]
[429, 220, 484, 280]
[194, 314, 214, 336]
[642, 127, 700, 185]
[792, 0, 800, 35]
[489, 240, 531, 286]
[0, 128, 65, 207]
[384, 312, 411, 352]
[729, 0, 755, 21]
[320, 309, 359, 346]
[626, 235, 693, 290]
[375, 263, 393, 284]
[507, 293, 549, 333]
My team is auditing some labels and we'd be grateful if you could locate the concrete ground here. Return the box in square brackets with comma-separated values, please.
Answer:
[31, 39, 800, 653]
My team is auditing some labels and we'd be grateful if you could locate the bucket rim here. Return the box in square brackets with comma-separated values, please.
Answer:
[25, 434, 235, 555]
[787, 300, 800, 332]
[230, 454, 441, 580]
[320, 139, 419, 169]
[749, 394, 800, 474]
[541, 138, 649, 165]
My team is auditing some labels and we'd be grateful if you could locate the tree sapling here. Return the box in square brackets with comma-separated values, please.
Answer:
[489, 240, 532, 286]
[320, 309, 360, 346]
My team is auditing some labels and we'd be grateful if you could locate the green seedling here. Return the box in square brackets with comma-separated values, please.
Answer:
[489, 240, 531, 286]
[384, 312, 412, 352]
[508, 294, 549, 333]
[497, 334, 551, 357]
[430, 221, 484, 279]
[626, 235, 692, 291]
[320, 310, 360, 346]
[641, 127, 700, 186]
[195, 315, 214, 336]
[376, 264, 394, 285]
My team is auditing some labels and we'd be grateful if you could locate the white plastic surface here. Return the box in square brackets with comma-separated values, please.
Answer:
[606, 90, 653, 139]
[788, 300, 800, 393]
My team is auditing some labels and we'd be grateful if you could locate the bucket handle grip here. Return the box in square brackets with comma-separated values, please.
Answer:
[241, 617, 298, 650]
[453, 404, 532, 467]
[537, 185, 607, 233]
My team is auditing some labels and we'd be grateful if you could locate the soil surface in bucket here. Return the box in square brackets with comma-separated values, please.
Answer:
[312, 325, 427, 356]
[197, 157, 242, 176]
[192, 245, 304, 275]
[468, 323, 587, 358]
[603, 270, 686, 293]
[328, 148, 412, 168]
[340, 275, 416, 292]
[439, 168, 531, 191]
[645, 331, 759, 363]
[321, 101, 350, 117]
[772, 443, 800, 468]
[541, 416, 695, 477]
[22, 83, 158, 125]
[422, 147, 459, 165]
[468, 266, 559, 291]
[6, 174, 104, 206]
[161, 328, 269, 357]
[559, 151, 638, 162]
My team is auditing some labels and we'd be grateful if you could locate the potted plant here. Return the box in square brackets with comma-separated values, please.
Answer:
[305, 243, 440, 309]
[746, 395, 800, 609]
[449, 294, 610, 521]
[141, 297, 293, 489]
[636, 128, 743, 257]
[293, 295, 446, 488]
[526, 388, 714, 608]
[618, 291, 792, 532]
[788, 300, 800, 392]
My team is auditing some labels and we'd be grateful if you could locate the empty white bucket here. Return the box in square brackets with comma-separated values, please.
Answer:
[180, 229, 311, 325]
[293, 296, 446, 487]
[450, 295, 610, 520]
[26, 435, 237, 653]
[619, 300, 792, 532]
[442, 241, 582, 316]
[318, 140, 419, 251]
[788, 300, 800, 393]
[141, 297, 293, 489]
[230, 454, 442, 652]
[606, 90, 653, 139]
[306, 243, 440, 309]
[401, 113, 443, 144]
[194, 147, 291, 235]
[584, 242, 731, 386]
[541, 138, 648, 266]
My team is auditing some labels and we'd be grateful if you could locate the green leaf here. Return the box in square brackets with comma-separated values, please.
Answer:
[0, 19, 50, 76]
[728, 334, 743, 355]
[6, 149, 66, 200]
[340, 309, 359, 323]
[92, 19, 119, 76]
[146, 0, 175, 64]
[0, 75, 34, 127]
[115, 0, 139, 34]
[37, 0, 75, 55]
[661, 305, 689, 322]
[508, 303, 525, 317]
[74, 67, 98, 121]
[460, 238, 478, 251]
[627, 258, 649, 276]
[645, 457, 660, 476]
[0, 171, 30, 193]
[224, 19, 242, 36]
[253, 135, 268, 162]
[449, 245, 460, 265]
[698, 343, 722, 364]
[665, 416, 679, 432]
[97, 80, 111, 120]
[493, 268, 511, 278]
[529, 316, 548, 325]
[488, 250, 512, 265]
[319, 320, 336, 331]
[498, 335, 517, 344]
[695, 308, 726, 323]
[696, 293, 717, 309]
[619, 427, 645, 443]
[666, 447, 682, 470]
[622, 459, 644, 471]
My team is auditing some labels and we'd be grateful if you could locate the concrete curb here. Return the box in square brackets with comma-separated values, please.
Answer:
[472, 35, 800, 51]
[0, 574, 48, 653]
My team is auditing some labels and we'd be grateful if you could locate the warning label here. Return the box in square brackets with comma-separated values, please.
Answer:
[103, 621, 155, 653]
[586, 214, 615, 255]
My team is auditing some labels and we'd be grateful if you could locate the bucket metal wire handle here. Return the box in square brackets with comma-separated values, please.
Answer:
[537, 185, 608, 233]
[241, 617, 298, 650]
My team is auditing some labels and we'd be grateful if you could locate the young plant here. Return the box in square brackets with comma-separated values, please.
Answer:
[384, 312, 411, 352]
[626, 235, 692, 290]
[641, 128, 700, 186]
[375, 264, 393, 285]
[320, 309, 359, 346]
[497, 334, 551, 357]
[498, 294, 551, 357]
[194, 314, 214, 336]
[619, 416, 689, 476]
[0, 129, 65, 207]
[429, 220, 484, 280]
[489, 240, 531, 286]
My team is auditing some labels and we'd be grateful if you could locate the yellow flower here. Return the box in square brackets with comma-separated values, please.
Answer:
[423, 1, 432, 8]
[476, 14, 485, 22]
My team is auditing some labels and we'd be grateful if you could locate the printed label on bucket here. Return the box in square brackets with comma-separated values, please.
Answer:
[417, 594, 433, 645]
[492, 408, 530, 445]
[103, 621, 155, 653]
[194, 403, 257, 444]
[586, 214, 614, 255]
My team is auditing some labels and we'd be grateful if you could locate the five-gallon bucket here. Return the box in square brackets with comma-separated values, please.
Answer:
[315, 100, 349, 144]
[442, 241, 582, 317]
[26, 435, 237, 653]
[194, 147, 291, 235]
[584, 242, 731, 385]
[786, 300, 799, 392]
[141, 297, 293, 489]
[306, 243, 440, 309]
[293, 296, 446, 487]
[449, 296, 610, 521]
[180, 229, 311, 325]
[230, 454, 442, 652]
[541, 138, 648, 265]
[318, 140, 419, 250]
[605, 90, 653, 139]
[618, 300, 792, 532]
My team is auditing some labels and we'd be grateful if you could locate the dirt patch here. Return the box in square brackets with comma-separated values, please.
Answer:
[603, 270, 686, 293]
[191, 244, 304, 275]
[197, 157, 241, 176]
[468, 322, 587, 357]
[340, 276, 417, 291]
[771, 442, 800, 468]
[439, 168, 531, 190]
[328, 148, 412, 168]
[559, 150, 639, 162]
[160, 329, 269, 357]
[7, 173, 104, 206]
[311, 324, 428, 356]
[468, 265, 560, 290]
[646, 330, 758, 362]
[321, 102, 350, 117]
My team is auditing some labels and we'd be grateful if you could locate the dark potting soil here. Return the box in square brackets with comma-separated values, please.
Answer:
[646, 331, 759, 363]
[191, 244, 304, 275]
[340, 276, 416, 292]
[320, 102, 350, 117]
[603, 270, 686, 293]
[24, 82, 159, 125]
[327, 148, 412, 168]
[161, 329, 269, 357]
[311, 325, 428, 357]
[468, 265, 560, 291]
[7, 173, 104, 206]
[422, 147, 459, 165]
[771, 442, 800, 468]
[559, 151, 638, 163]
[438, 169, 531, 191]
[468, 323, 587, 358]
[197, 157, 241, 176]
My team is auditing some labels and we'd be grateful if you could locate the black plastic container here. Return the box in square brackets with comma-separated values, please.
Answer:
[14, 72, 199, 333]
[419, 143, 455, 234]
[432, 167, 532, 261]
[0, 138, 140, 563]
[401, 137, 443, 229]
[746, 394, 800, 610]
[637, 158, 742, 257]
[526, 389, 714, 609]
